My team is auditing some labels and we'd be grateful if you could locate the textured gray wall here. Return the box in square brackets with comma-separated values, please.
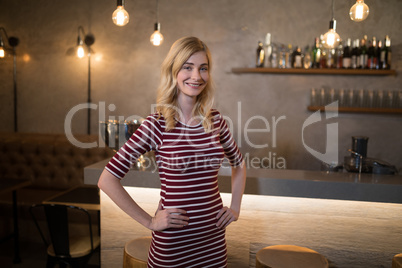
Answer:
[0, 0, 401, 171]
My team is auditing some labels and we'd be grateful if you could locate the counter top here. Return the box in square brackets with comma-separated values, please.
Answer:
[85, 159, 402, 203]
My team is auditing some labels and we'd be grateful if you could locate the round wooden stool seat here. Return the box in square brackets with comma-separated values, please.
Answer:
[123, 236, 152, 268]
[393, 253, 402, 268]
[256, 245, 329, 268]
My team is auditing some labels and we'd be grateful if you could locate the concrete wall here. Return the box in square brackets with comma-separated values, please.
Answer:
[1, 0, 401, 171]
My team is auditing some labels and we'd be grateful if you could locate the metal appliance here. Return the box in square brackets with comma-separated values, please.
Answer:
[344, 136, 397, 174]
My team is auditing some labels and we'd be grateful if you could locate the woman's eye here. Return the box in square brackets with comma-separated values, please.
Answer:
[183, 65, 192, 70]
[201, 67, 208, 71]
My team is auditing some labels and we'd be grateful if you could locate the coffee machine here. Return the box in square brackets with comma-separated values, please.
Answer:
[344, 136, 397, 175]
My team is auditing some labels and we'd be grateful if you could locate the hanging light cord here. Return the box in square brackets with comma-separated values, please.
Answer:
[331, 0, 335, 20]
[156, 0, 159, 22]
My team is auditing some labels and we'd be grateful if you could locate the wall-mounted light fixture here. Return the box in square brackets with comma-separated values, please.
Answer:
[1, 27, 20, 132]
[349, 0, 369, 22]
[150, 0, 164, 46]
[112, 0, 130, 26]
[76, 26, 95, 135]
[322, 0, 341, 49]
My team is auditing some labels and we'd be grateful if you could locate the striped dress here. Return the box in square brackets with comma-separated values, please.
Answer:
[105, 109, 243, 268]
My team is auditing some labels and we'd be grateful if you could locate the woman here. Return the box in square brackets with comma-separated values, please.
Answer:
[98, 36, 246, 267]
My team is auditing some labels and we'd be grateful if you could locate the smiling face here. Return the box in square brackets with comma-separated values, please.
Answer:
[176, 51, 209, 101]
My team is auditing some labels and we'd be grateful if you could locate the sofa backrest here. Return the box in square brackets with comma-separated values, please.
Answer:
[0, 133, 114, 190]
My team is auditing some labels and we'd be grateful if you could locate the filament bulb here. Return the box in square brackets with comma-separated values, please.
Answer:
[323, 29, 340, 48]
[77, 44, 85, 58]
[150, 23, 164, 46]
[322, 20, 341, 49]
[112, 6, 129, 26]
[349, 0, 369, 22]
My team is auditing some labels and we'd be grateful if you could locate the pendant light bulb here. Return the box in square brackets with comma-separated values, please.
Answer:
[76, 36, 85, 58]
[0, 36, 4, 58]
[322, 20, 341, 48]
[349, 0, 369, 22]
[150, 23, 164, 46]
[112, 0, 129, 26]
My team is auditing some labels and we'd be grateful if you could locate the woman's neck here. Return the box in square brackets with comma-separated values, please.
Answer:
[177, 93, 198, 125]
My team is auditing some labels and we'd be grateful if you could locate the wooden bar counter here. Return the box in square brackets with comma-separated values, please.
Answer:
[84, 159, 402, 268]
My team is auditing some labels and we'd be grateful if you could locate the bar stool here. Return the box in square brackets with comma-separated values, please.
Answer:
[256, 245, 329, 268]
[393, 253, 402, 268]
[123, 236, 152, 268]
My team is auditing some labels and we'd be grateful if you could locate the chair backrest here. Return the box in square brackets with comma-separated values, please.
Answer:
[30, 204, 94, 258]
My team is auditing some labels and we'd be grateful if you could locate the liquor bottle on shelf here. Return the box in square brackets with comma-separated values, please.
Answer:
[351, 39, 360, 69]
[335, 42, 343, 69]
[292, 46, 302, 68]
[312, 37, 321, 68]
[271, 43, 278, 68]
[256, 41, 265, 67]
[278, 44, 286, 68]
[319, 35, 327, 68]
[320, 48, 327, 68]
[326, 48, 335, 69]
[286, 44, 292, 68]
[376, 40, 382, 69]
[367, 37, 377, 69]
[359, 35, 368, 69]
[342, 38, 352, 69]
[264, 33, 273, 68]
[303, 45, 311, 69]
[381, 35, 392, 69]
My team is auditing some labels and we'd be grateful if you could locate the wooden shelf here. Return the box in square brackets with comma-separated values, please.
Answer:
[308, 106, 402, 114]
[232, 67, 396, 76]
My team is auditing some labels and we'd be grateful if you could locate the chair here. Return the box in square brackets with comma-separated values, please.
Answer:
[29, 204, 100, 268]
[256, 245, 329, 268]
[393, 253, 402, 268]
[123, 236, 152, 268]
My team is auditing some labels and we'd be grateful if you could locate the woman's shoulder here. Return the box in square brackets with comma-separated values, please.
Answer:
[143, 113, 166, 128]
[210, 109, 223, 121]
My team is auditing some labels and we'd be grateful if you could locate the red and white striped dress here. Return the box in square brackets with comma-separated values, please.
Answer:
[105, 110, 243, 268]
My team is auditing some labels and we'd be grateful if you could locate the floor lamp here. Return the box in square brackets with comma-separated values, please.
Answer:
[0, 27, 19, 132]
[76, 26, 95, 135]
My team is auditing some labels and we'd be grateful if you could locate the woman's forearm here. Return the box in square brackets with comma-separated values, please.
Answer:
[230, 161, 247, 214]
[97, 169, 153, 229]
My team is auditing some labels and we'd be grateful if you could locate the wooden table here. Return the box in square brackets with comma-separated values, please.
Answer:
[43, 185, 100, 211]
[0, 178, 32, 263]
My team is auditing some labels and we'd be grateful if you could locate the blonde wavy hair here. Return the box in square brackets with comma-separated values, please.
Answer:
[156, 36, 215, 132]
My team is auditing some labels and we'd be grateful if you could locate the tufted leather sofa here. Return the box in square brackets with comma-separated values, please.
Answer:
[0, 132, 114, 205]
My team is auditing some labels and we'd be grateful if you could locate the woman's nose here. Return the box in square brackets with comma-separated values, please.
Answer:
[191, 69, 201, 80]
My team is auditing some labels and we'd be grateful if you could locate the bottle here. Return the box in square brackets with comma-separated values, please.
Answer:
[367, 37, 377, 69]
[264, 33, 273, 68]
[256, 41, 265, 67]
[271, 43, 278, 68]
[342, 38, 352, 69]
[376, 40, 382, 69]
[326, 48, 335, 69]
[359, 35, 368, 69]
[351, 39, 360, 69]
[320, 48, 327, 68]
[312, 37, 321, 68]
[285, 44, 292, 68]
[292, 46, 302, 68]
[278, 44, 286, 68]
[335, 42, 343, 69]
[381, 35, 392, 69]
[303, 45, 311, 69]
[319, 35, 327, 68]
